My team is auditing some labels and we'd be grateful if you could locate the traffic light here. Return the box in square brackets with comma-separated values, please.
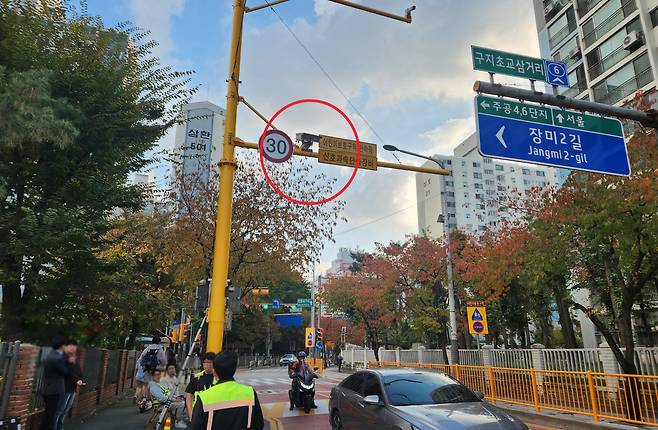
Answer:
[316, 328, 324, 343]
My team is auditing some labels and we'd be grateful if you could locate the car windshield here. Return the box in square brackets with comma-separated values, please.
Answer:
[383, 373, 480, 406]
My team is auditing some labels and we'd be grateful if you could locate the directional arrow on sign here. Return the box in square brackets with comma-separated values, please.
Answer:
[555, 113, 565, 124]
[480, 100, 490, 109]
[495, 126, 507, 148]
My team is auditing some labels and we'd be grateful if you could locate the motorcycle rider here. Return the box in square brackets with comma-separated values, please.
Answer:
[288, 351, 317, 410]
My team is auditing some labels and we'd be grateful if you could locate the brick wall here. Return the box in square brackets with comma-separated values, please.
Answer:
[7, 345, 138, 430]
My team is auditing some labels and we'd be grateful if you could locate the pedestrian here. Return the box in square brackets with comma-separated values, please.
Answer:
[40, 337, 73, 430]
[185, 352, 216, 422]
[53, 342, 85, 430]
[137, 337, 167, 406]
[149, 369, 188, 429]
[191, 352, 264, 430]
[336, 354, 343, 373]
[134, 359, 146, 404]
[161, 363, 182, 398]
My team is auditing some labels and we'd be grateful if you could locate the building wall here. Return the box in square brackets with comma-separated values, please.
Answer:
[416, 133, 564, 239]
[533, 0, 658, 104]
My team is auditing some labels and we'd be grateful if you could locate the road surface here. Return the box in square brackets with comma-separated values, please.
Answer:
[74, 366, 561, 429]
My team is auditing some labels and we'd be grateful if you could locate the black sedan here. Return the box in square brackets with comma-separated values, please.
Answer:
[329, 369, 528, 430]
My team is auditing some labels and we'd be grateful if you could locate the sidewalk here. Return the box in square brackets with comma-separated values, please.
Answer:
[72, 397, 150, 430]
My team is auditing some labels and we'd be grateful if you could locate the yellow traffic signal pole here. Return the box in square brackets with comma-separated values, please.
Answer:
[207, 0, 244, 353]
[207, 0, 419, 353]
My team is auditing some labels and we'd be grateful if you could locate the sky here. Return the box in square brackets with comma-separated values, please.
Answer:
[87, 0, 542, 277]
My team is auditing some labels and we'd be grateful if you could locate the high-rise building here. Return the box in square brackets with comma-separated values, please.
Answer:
[171, 101, 226, 201]
[533, 0, 658, 105]
[416, 133, 566, 238]
[327, 248, 356, 277]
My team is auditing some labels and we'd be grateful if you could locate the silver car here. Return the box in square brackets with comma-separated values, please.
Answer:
[329, 369, 528, 430]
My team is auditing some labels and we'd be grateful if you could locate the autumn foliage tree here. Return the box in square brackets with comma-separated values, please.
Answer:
[162, 156, 344, 298]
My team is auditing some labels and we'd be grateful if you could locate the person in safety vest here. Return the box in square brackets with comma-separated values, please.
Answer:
[191, 352, 264, 430]
[186, 352, 217, 421]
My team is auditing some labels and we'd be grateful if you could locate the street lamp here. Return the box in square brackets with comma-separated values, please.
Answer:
[383, 145, 460, 365]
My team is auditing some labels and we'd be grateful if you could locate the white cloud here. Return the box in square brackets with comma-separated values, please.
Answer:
[129, 0, 185, 62]
[421, 116, 475, 156]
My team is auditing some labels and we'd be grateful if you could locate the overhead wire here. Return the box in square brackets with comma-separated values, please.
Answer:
[263, 1, 395, 158]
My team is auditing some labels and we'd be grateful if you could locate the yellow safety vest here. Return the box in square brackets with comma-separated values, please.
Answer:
[197, 381, 255, 429]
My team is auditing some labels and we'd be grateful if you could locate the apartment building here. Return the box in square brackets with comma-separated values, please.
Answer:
[534, 0, 658, 104]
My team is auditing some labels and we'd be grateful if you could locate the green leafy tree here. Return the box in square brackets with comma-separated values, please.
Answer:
[0, 1, 193, 340]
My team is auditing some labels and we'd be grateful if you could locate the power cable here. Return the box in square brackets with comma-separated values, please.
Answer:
[334, 191, 443, 236]
[264, 1, 390, 149]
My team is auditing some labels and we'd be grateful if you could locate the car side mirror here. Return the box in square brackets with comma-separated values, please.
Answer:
[363, 395, 383, 406]
[313, 367, 319, 371]
[474, 391, 485, 400]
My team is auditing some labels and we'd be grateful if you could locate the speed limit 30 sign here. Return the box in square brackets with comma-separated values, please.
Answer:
[260, 129, 294, 163]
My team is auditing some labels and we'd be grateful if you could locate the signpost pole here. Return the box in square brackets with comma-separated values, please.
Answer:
[310, 266, 316, 358]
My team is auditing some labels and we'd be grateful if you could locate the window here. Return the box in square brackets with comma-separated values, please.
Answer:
[448, 223, 457, 229]
[479, 225, 487, 231]
[484, 159, 492, 164]
[536, 171, 545, 177]
[523, 179, 530, 185]
[476, 204, 485, 210]
[447, 191, 455, 197]
[472, 162, 481, 168]
[509, 167, 515, 172]
[461, 161, 466, 167]
[511, 177, 517, 183]
[446, 202, 456, 208]
[445, 181, 454, 187]
[473, 172, 482, 179]
[466, 213, 471, 219]
[362, 374, 383, 398]
[474, 183, 483, 189]
[593, 53, 652, 104]
[522, 169, 530, 175]
[497, 186, 505, 191]
[495, 164, 504, 171]
[445, 159, 452, 165]
[486, 189, 495, 195]
[341, 373, 365, 393]
[485, 179, 494, 185]
[484, 169, 493, 175]
[582, 0, 636, 48]
[548, 7, 577, 49]
[652, 7, 658, 27]
[448, 213, 456, 218]
[496, 175, 505, 181]
[475, 193, 484, 200]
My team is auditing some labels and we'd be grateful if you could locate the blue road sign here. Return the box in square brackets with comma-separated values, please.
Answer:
[272, 299, 281, 309]
[315, 341, 324, 351]
[472, 309, 483, 321]
[473, 321, 484, 333]
[475, 95, 630, 176]
[544, 60, 569, 87]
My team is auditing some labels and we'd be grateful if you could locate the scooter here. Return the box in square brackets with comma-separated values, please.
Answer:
[289, 369, 319, 413]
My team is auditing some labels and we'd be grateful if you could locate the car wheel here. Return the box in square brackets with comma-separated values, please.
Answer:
[331, 409, 343, 430]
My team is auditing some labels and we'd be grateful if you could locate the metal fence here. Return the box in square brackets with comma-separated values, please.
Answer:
[0, 341, 21, 418]
[30, 346, 51, 411]
[542, 348, 603, 372]
[81, 349, 103, 395]
[491, 349, 533, 369]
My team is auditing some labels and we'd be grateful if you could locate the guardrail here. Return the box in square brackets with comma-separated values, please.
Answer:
[369, 361, 658, 427]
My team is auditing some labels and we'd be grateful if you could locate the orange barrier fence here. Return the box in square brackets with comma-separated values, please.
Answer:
[368, 361, 658, 427]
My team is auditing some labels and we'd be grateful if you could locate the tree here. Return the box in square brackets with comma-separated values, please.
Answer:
[162, 157, 344, 298]
[323, 256, 396, 361]
[0, 1, 193, 340]
[539, 124, 658, 375]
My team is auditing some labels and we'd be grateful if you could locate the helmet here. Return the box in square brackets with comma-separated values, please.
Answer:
[297, 351, 306, 359]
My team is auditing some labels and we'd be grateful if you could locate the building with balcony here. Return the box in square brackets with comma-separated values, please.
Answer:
[415, 134, 567, 239]
[533, 0, 658, 105]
